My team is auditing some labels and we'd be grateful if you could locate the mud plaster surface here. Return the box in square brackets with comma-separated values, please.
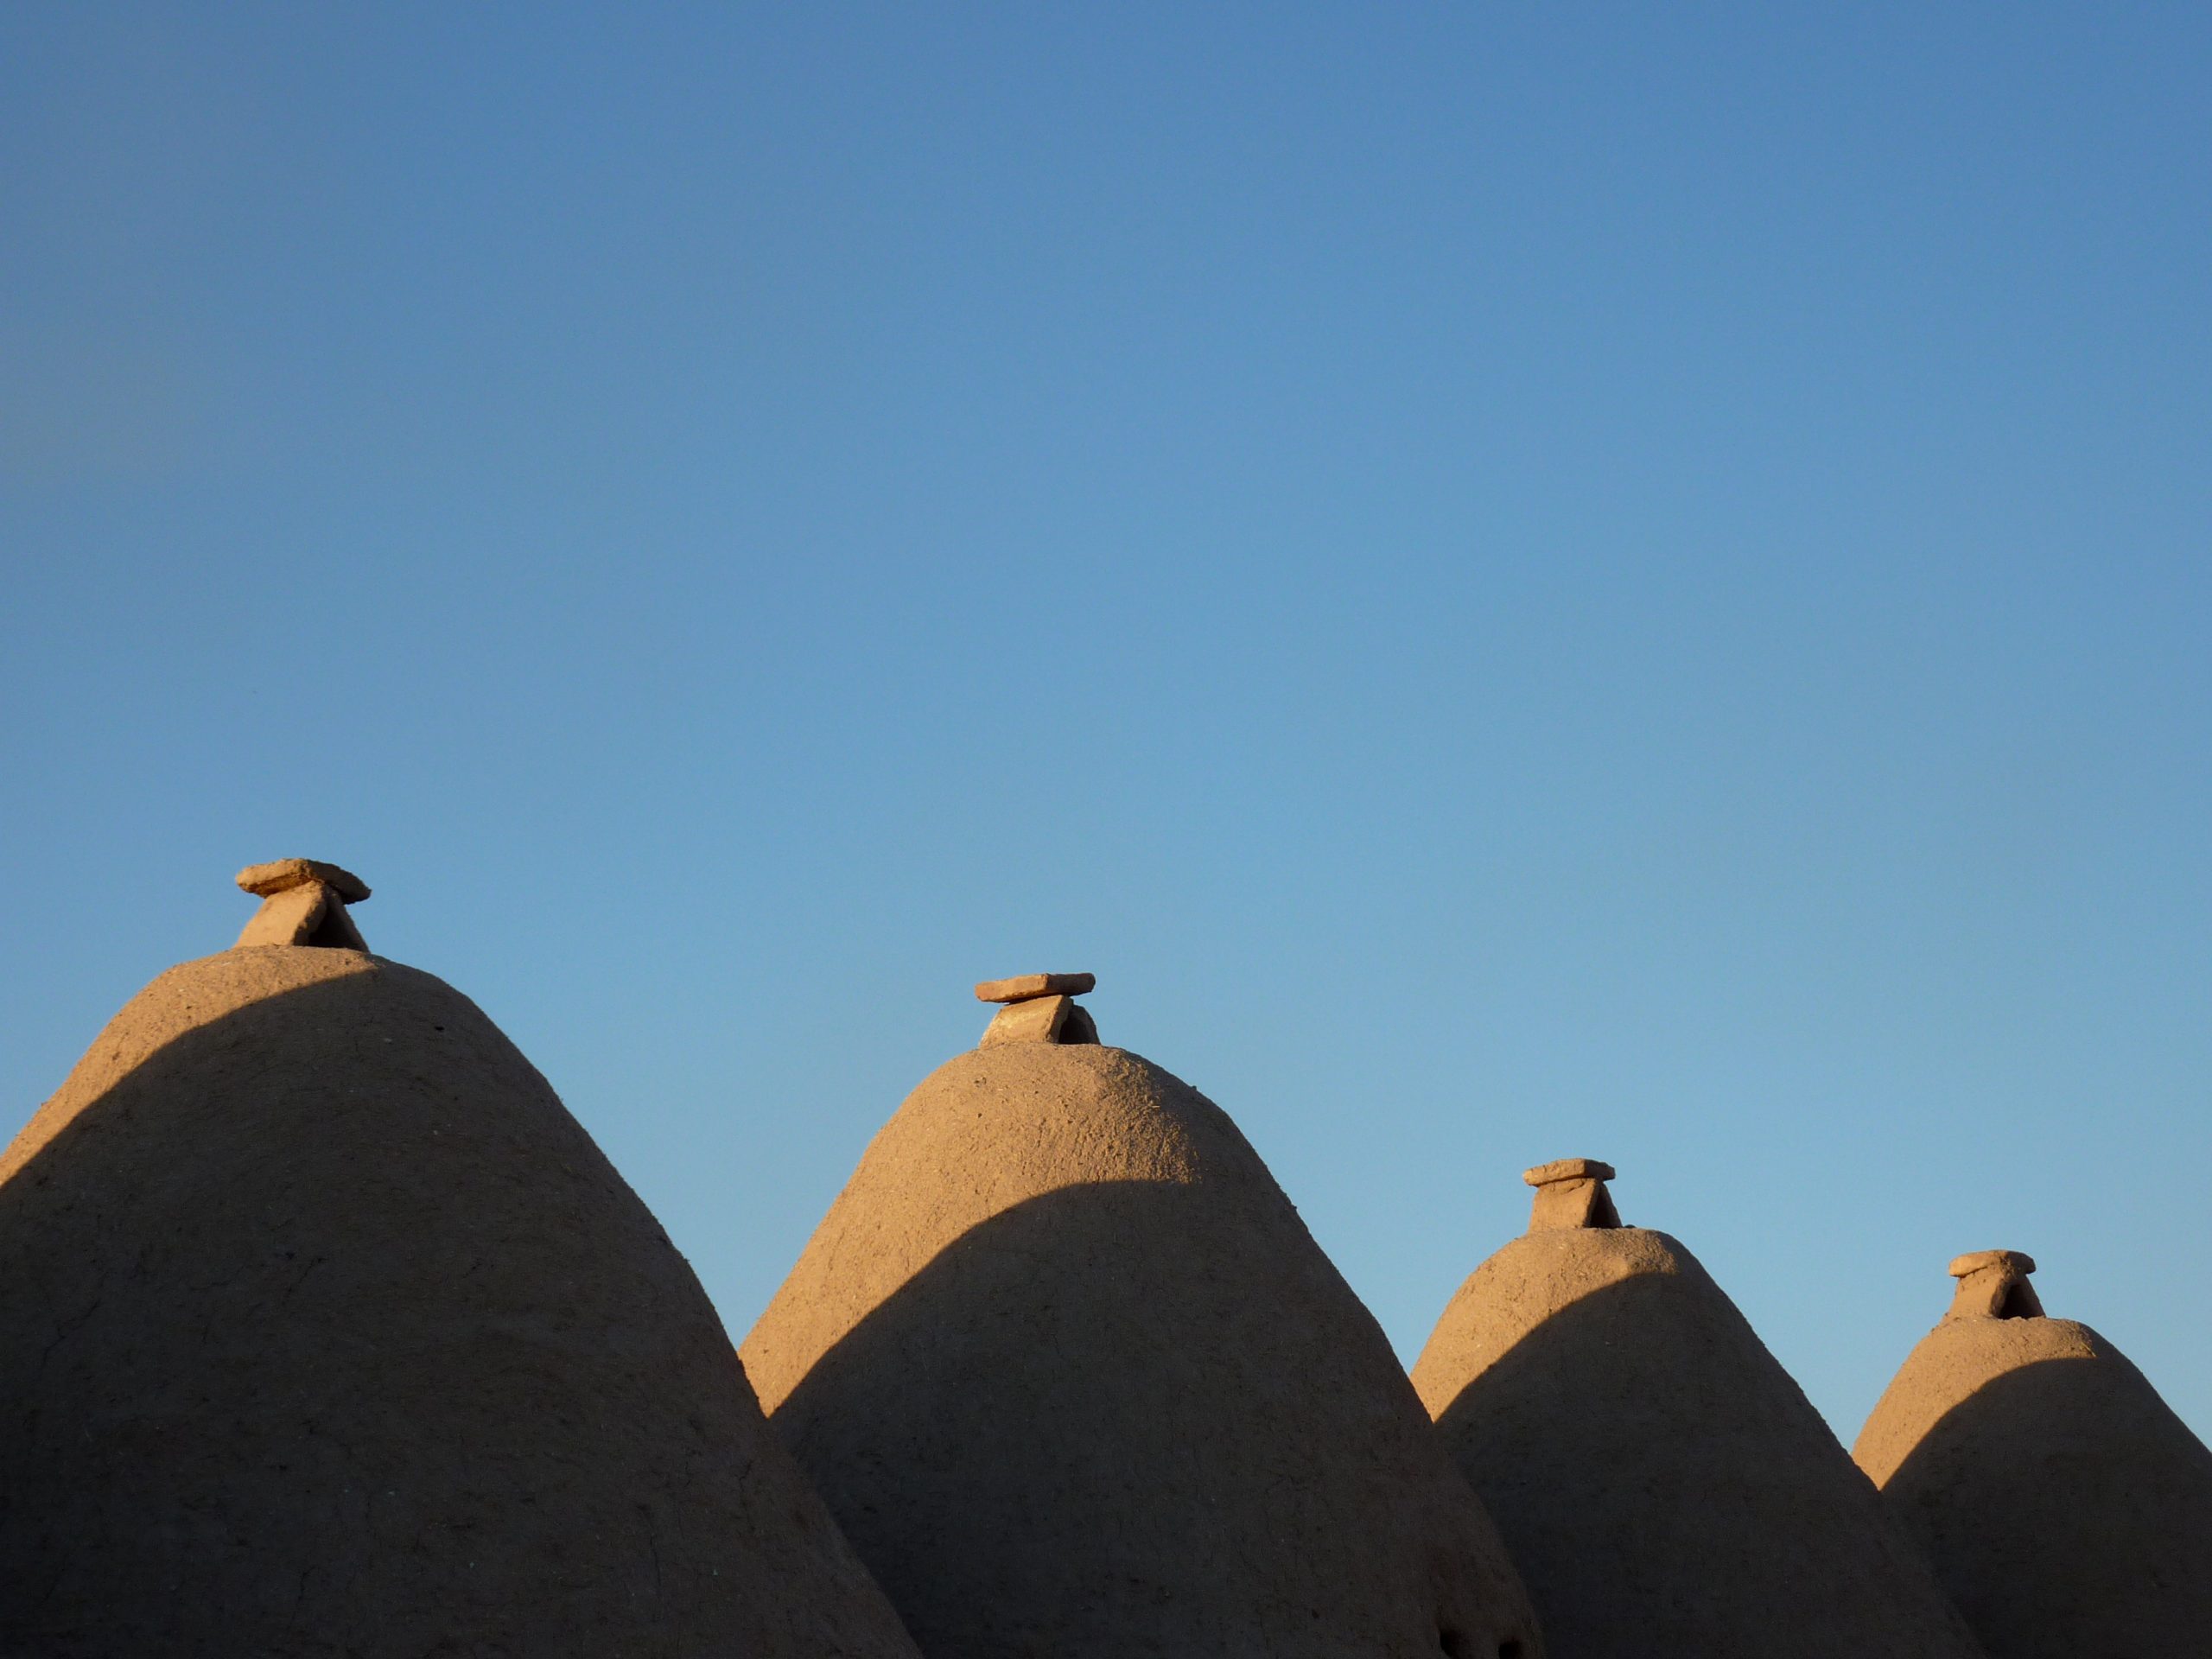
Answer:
[1856, 1315, 2212, 1659]
[0, 946, 919, 1659]
[741, 1041, 1541, 1659]
[1412, 1227, 1986, 1659]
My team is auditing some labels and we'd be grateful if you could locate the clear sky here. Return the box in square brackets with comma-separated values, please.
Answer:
[4, 4, 2208, 1446]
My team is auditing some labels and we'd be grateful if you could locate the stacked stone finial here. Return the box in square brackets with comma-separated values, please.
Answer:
[233, 859, 372, 952]
[1944, 1249, 2043, 1321]
[1523, 1157, 1620, 1231]
[974, 972, 1098, 1047]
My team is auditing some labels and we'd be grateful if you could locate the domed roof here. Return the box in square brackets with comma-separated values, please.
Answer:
[741, 976, 1541, 1659]
[0, 863, 920, 1657]
[1411, 1161, 1984, 1659]
[1854, 1252, 2212, 1659]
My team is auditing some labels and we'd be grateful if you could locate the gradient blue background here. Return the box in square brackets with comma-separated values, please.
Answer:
[5, 5, 2208, 1444]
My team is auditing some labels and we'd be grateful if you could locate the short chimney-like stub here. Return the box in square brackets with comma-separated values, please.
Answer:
[233, 859, 372, 952]
[976, 972, 1099, 1047]
[1945, 1249, 2044, 1321]
[1523, 1157, 1621, 1231]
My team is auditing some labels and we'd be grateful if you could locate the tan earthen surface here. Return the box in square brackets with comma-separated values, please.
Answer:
[0, 944, 921, 1658]
[741, 1040, 1542, 1659]
[1413, 1223, 1985, 1659]
[1855, 1300, 2212, 1657]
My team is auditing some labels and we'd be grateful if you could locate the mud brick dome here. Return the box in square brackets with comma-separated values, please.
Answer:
[0, 863, 922, 1657]
[741, 975, 1542, 1659]
[1410, 1160, 1986, 1659]
[1854, 1251, 2212, 1659]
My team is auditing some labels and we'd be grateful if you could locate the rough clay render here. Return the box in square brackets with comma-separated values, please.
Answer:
[1410, 1162, 1986, 1659]
[1854, 1253, 2212, 1659]
[741, 980, 1542, 1659]
[0, 867, 921, 1658]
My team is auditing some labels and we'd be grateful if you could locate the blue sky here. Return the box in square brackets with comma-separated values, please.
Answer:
[4, 4, 2208, 1444]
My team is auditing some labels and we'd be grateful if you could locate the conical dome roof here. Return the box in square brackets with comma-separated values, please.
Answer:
[740, 976, 1542, 1659]
[1410, 1160, 1984, 1659]
[1853, 1251, 2212, 1659]
[0, 862, 921, 1657]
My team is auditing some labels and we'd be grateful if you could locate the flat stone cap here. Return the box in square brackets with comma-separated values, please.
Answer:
[1949, 1249, 2036, 1279]
[1523, 1158, 1616, 1187]
[976, 972, 1096, 1005]
[237, 859, 371, 904]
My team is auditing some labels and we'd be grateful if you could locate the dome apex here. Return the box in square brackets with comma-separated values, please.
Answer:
[1946, 1249, 2044, 1320]
[1522, 1156, 1619, 1230]
[973, 971, 1099, 1046]
[232, 856, 371, 950]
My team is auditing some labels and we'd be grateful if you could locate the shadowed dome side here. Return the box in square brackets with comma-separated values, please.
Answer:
[1853, 1266, 2212, 1659]
[1410, 1166, 1984, 1659]
[741, 1034, 1542, 1659]
[0, 939, 920, 1658]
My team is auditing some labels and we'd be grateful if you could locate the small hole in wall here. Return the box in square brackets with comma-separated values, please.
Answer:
[1438, 1630, 1469, 1658]
[1994, 1282, 2037, 1319]
[303, 912, 355, 949]
[1498, 1643, 1524, 1659]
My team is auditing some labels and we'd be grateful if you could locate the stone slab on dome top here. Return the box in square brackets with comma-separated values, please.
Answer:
[974, 972, 1095, 1005]
[1522, 1158, 1615, 1187]
[237, 859, 372, 904]
[1948, 1249, 2036, 1279]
